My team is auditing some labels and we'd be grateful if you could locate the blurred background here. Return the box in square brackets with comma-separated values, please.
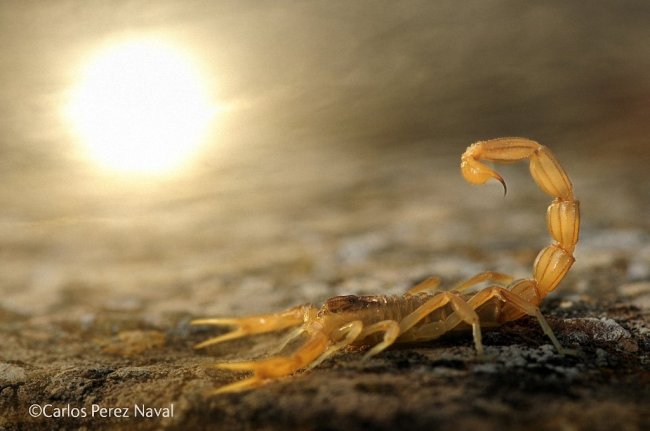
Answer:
[1, 0, 649, 320]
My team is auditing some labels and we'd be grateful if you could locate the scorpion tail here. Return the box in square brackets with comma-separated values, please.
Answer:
[461, 137, 579, 300]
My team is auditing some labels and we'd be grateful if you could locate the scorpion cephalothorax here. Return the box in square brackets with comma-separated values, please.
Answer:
[192, 138, 580, 394]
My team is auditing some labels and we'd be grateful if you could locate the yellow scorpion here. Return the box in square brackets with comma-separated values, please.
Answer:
[192, 138, 580, 394]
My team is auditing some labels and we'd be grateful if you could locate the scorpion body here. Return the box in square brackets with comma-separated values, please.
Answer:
[193, 138, 580, 394]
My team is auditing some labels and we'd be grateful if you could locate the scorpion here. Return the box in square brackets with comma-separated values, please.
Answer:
[192, 137, 580, 394]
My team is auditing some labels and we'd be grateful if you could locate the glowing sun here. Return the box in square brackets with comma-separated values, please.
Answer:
[66, 38, 217, 175]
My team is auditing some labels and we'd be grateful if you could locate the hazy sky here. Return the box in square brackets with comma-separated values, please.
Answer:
[1, 1, 649, 216]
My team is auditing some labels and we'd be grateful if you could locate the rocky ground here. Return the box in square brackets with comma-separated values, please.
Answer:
[1, 141, 648, 430]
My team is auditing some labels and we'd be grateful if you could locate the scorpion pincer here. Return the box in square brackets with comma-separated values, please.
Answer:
[192, 137, 580, 394]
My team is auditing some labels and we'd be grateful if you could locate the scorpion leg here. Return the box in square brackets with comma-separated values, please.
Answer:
[358, 320, 401, 359]
[401, 272, 512, 346]
[467, 286, 567, 354]
[307, 320, 364, 369]
[399, 292, 484, 356]
[406, 276, 442, 295]
[265, 326, 307, 356]
[451, 271, 513, 293]
[192, 305, 310, 349]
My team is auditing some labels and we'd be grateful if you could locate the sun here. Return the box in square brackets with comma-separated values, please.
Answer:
[66, 38, 217, 175]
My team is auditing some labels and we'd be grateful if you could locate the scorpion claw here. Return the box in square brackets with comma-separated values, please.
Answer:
[214, 361, 257, 372]
[207, 376, 266, 395]
[192, 306, 310, 350]
[192, 318, 246, 349]
[194, 329, 245, 349]
[191, 318, 241, 326]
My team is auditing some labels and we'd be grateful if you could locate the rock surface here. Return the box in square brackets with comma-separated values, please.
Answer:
[1, 142, 648, 430]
